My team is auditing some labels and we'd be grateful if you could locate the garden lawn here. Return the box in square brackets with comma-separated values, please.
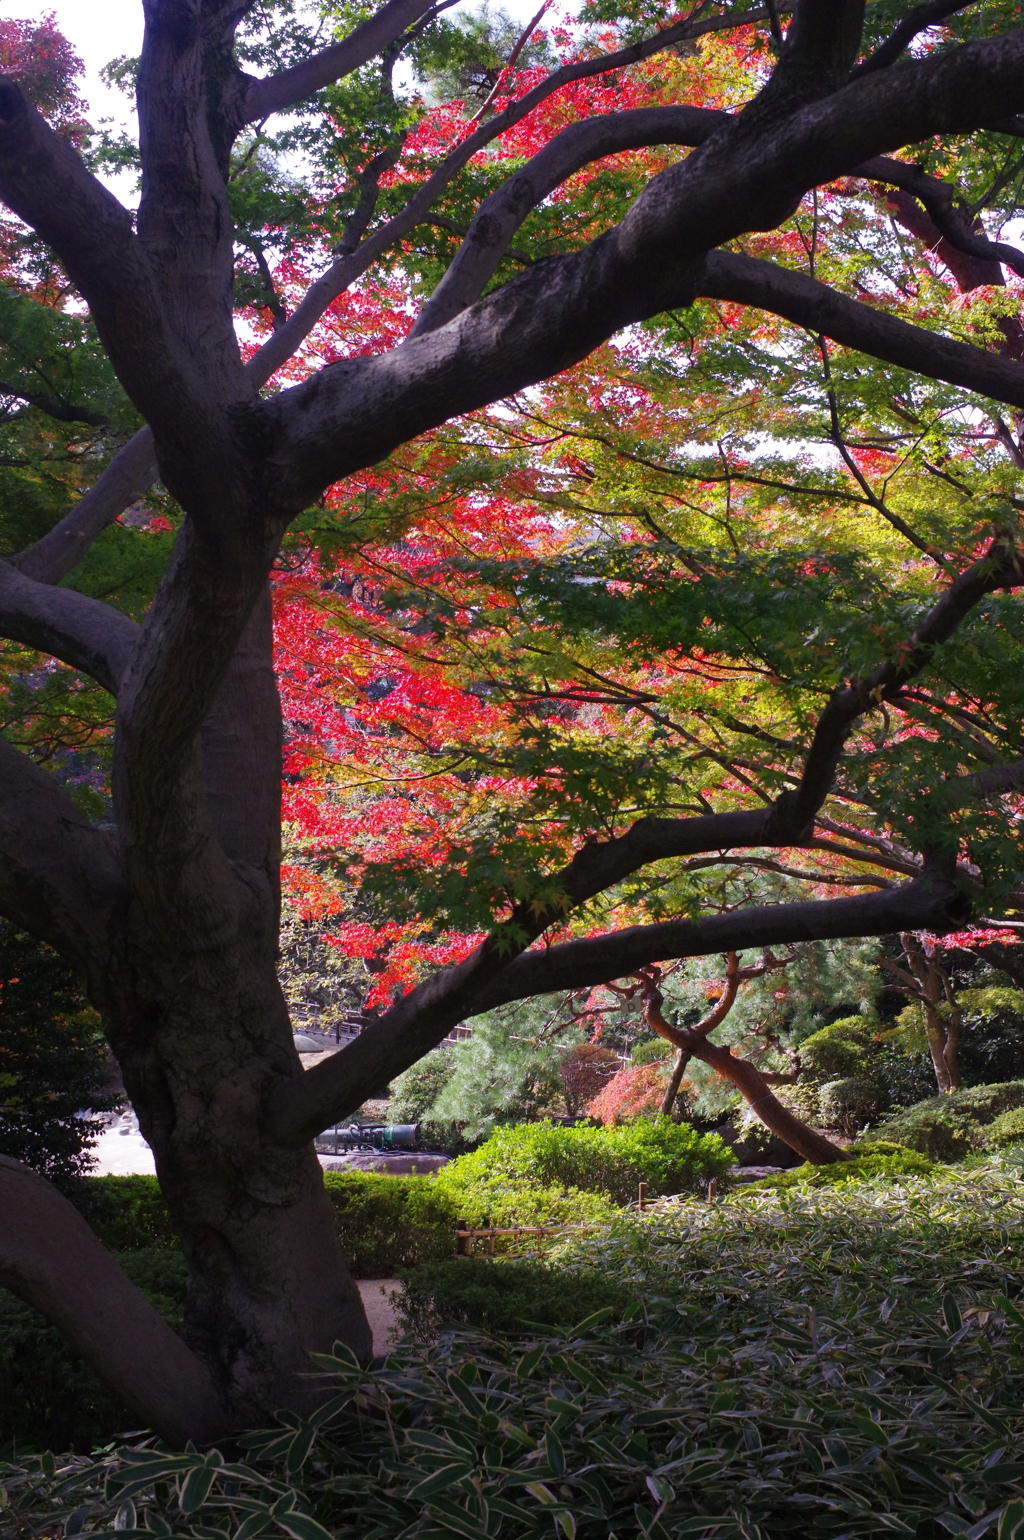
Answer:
[3, 1158, 1024, 1539]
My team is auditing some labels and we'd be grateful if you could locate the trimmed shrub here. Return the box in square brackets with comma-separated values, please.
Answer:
[818, 1076, 881, 1133]
[67, 1173, 461, 1278]
[69, 1174, 178, 1251]
[438, 1117, 730, 1207]
[798, 1017, 876, 1081]
[322, 1172, 457, 1275]
[986, 1106, 1024, 1149]
[398, 1256, 633, 1338]
[874, 1079, 1024, 1160]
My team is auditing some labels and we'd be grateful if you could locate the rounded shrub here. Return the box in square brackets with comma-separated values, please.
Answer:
[798, 1017, 876, 1081]
[436, 1117, 730, 1207]
[818, 1076, 881, 1134]
[985, 1106, 1024, 1149]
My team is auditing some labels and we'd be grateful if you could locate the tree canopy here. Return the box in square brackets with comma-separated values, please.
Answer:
[1, 0, 1024, 1440]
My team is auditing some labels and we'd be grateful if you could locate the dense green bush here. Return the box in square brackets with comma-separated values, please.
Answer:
[322, 1172, 457, 1274]
[399, 1257, 633, 1337]
[986, 1106, 1024, 1149]
[68, 1173, 178, 1250]
[957, 987, 1024, 1084]
[817, 1075, 881, 1132]
[875, 1079, 1024, 1160]
[438, 1117, 730, 1208]
[745, 1142, 933, 1190]
[7, 1164, 1024, 1539]
[797, 1016, 876, 1081]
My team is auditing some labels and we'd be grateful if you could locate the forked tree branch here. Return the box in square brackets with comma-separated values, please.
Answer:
[0, 1155, 228, 1443]
[412, 105, 727, 337]
[851, 0, 980, 79]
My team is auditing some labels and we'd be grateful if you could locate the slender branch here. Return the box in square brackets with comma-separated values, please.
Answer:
[851, 0, 980, 79]
[638, 966, 846, 1162]
[698, 250, 1024, 409]
[0, 1155, 227, 1443]
[13, 426, 158, 586]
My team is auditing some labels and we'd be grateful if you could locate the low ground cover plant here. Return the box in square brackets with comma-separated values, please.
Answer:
[5, 1163, 1024, 1539]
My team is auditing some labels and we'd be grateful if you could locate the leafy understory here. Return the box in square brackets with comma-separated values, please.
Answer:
[4, 1164, 1024, 1540]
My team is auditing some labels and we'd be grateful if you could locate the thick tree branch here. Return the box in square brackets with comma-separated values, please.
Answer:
[413, 105, 726, 337]
[265, 874, 964, 1145]
[242, 0, 442, 122]
[851, 0, 979, 79]
[14, 430, 158, 587]
[0, 733, 127, 963]
[0, 560, 139, 693]
[0, 83, 212, 462]
[0, 1155, 228, 1444]
[699, 250, 1024, 408]
[259, 27, 1024, 507]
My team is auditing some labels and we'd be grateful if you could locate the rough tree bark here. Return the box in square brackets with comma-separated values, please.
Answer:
[0, 0, 1021, 1437]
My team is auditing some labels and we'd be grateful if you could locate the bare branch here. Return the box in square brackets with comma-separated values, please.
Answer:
[0, 381, 108, 428]
[0, 1155, 227, 1443]
[0, 560, 139, 693]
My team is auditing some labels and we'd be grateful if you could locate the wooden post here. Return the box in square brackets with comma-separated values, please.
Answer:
[708, 1177, 718, 1202]
[638, 1181, 648, 1211]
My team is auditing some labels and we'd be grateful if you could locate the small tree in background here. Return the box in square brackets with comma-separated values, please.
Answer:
[0, 919, 118, 1186]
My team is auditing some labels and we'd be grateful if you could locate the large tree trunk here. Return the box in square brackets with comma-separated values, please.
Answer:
[79, 596, 372, 1426]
